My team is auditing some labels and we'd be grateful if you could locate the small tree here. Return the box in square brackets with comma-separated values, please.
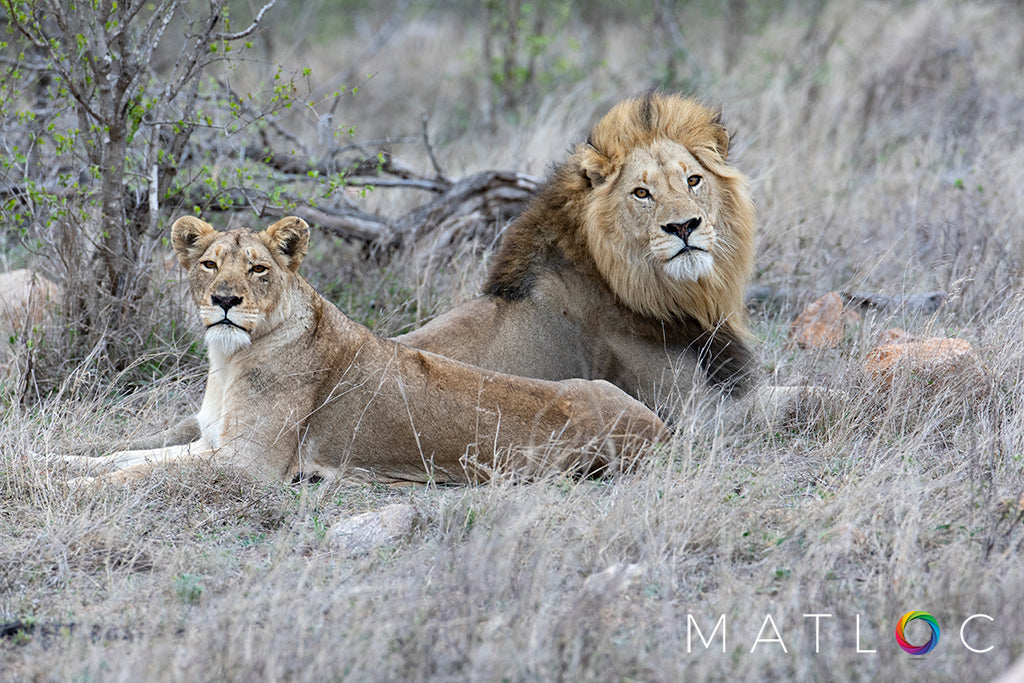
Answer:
[0, 0, 276, 372]
[481, 0, 578, 126]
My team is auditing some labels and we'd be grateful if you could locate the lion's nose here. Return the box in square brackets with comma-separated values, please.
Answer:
[211, 294, 243, 312]
[662, 217, 702, 239]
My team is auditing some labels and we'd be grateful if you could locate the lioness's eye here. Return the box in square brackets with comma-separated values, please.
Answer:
[251, 264, 268, 274]
[200, 260, 217, 270]
[687, 175, 702, 188]
[632, 187, 651, 199]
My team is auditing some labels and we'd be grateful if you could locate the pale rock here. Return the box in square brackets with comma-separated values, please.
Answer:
[864, 337, 980, 385]
[328, 503, 419, 556]
[788, 292, 859, 350]
[581, 562, 646, 597]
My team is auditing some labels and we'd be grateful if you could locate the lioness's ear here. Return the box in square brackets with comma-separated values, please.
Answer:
[171, 216, 217, 270]
[264, 216, 309, 272]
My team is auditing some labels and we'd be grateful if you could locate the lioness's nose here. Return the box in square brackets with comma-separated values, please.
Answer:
[662, 217, 702, 239]
[211, 294, 243, 311]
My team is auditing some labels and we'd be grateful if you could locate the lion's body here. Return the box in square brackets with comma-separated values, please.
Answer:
[72, 217, 665, 485]
[396, 94, 757, 410]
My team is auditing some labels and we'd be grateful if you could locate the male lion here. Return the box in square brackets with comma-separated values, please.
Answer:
[396, 92, 762, 413]
[66, 216, 665, 486]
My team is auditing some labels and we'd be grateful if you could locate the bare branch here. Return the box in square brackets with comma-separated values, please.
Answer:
[244, 143, 448, 192]
[213, 0, 277, 41]
[139, 0, 180, 72]
[421, 112, 448, 183]
[271, 204, 395, 246]
[342, 177, 448, 192]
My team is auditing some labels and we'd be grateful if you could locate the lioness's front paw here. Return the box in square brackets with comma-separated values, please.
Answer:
[59, 453, 115, 476]
[65, 475, 99, 490]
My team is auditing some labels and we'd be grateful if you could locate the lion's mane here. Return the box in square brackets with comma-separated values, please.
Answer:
[487, 92, 755, 331]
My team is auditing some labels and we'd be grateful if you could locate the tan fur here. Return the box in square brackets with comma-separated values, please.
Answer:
[396, 93, 758, 409]
[67, 217, 666, 486]
[0, 269, 60, 381]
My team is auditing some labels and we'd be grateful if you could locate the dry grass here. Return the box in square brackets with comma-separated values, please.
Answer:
[3, 1, 1024, 680]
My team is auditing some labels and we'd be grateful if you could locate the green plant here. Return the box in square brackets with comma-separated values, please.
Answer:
[0, 0, 324, 382]
[482, 0, 576, 121]
[173, 573, 204, 605]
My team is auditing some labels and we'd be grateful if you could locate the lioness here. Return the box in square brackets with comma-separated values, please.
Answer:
[67, 216, 666, 485]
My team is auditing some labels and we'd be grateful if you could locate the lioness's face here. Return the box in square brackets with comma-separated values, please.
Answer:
[170, 216, 310, 357]
[613, 139, 724, 282]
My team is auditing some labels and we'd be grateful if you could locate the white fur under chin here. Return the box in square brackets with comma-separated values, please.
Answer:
[663, 251, 714, 282]
[205, 324, 252, 357]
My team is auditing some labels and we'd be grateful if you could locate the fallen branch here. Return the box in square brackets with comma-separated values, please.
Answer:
[265, 203, 395, 246]
[747, 284, 947, 315]
[395, 170, 540, 245]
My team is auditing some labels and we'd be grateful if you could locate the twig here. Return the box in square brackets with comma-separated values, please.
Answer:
[327, 0, 411, 118]
[342, 176, 449, 192]
[213, 0, 278, 41]
[421, 112, 448, 183]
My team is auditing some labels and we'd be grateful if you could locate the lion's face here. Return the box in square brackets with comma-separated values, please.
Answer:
[170, 216, 310, 358]
[610, 139, 724, 283]
[571, 94, 756, 326]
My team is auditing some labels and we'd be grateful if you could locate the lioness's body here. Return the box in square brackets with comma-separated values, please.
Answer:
[396, 93, 756, 411]
[73, 217, 665, 485]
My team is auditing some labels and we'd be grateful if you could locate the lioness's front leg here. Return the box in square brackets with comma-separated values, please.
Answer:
[63, 442, 216, 485]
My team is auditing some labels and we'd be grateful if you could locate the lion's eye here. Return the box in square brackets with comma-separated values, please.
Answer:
[687, 175, 702, 188]
[200, 260, 217, 270]
[251, 264, 268, 274]
[632, 187, 651, 199]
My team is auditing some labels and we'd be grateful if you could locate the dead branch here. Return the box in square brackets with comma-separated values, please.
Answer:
[841, 290, 947, 315]
[747, 284, 947, 315]
[393, 170, 539, 249]
[421, 113, 448, 183]
[268, 204, 395, 246]
[244, 143, 431, 186]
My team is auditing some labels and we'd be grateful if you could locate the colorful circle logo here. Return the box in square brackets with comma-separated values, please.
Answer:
[895, 611, 941, 655]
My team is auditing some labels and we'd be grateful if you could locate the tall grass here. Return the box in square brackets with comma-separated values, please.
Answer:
[2, 1, 1024, 680]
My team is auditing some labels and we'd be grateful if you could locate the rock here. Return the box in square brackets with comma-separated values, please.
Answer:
[581, 562, 646, 597]
[864, 337, 980, 385]
[788, 292, 859, 349]
[877, 327, 917, 346]
[0, 269, 59, 330]
[992, 650, 1024, 683]
[327, 503, 420, 556]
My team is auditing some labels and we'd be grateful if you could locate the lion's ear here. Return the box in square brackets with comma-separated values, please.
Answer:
[577, 142, 610, 188]
[264, 216, 310, 272]
[711, 120, 731, 161]
[171, 216, 217, 271]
